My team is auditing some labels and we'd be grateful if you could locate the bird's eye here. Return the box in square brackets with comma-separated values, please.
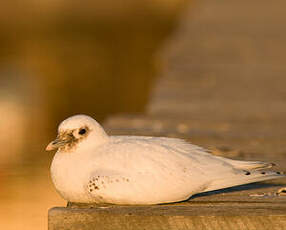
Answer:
[78, 128, 86, 135]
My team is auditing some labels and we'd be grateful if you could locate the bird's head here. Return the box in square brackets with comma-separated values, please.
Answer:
[46, 114, 109, 152]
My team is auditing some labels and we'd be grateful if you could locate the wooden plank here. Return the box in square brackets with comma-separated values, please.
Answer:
[49, 201, 286, 230]
[49, 182, 286, 230]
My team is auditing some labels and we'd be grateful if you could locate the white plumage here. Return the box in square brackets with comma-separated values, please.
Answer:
[47, 115, 284, 204]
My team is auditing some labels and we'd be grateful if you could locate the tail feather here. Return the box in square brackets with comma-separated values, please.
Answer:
[220, 158, 275, 171]
[203, 170, 285, 193]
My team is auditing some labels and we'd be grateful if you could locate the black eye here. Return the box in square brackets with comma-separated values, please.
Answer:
[78, 128, 86, 135]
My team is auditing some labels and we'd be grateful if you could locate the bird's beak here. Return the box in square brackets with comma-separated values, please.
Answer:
[46, 134, 73, 151]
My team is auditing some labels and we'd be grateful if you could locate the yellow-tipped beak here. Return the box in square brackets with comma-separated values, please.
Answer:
[46, 135, 72, 151]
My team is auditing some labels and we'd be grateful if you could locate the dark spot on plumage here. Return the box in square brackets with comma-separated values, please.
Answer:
[261, 172, 266, 174]
[276, 171, 281, 175]
[245, 171, 251, 175]
[92, 183, 95, 186]
[94, 186, 99, 190]
[90, 189, 93, 192]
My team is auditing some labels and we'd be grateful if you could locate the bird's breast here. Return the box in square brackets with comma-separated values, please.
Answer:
[50, 152, 92, 202]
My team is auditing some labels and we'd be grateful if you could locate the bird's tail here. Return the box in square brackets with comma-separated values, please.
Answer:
[203, 158, 285, 193]
[222, 158, 275, 171]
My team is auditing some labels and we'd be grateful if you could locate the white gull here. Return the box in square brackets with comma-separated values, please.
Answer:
[46, 114, 285, 204]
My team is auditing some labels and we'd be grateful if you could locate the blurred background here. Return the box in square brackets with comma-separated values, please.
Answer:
[1, 0, 286, 229]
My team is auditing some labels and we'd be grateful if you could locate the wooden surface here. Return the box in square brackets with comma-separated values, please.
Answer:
[49, 208, 286, 230]
[49, 182, 286, 230]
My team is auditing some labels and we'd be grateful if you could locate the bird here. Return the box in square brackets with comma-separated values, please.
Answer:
[46, 114, 285, 205]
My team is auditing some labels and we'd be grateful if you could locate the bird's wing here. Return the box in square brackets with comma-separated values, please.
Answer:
[144, 136, 286, 192]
